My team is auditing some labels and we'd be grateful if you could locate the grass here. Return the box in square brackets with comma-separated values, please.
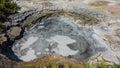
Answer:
[23, 63, 74, 68]
[83, 61, 120, 68]
[100, 61, 108, 68]
[21, 60, 120, 68]
[83, 62, 93, 68]
[23, 64, 33, 68]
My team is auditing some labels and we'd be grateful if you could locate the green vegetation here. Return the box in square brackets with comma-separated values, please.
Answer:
[83, 62, 93, 68]
[0, 0, 19, 22]
[23, 64, 33, 68]
[65, 64, 74, 68]
[83, 61, 120, 68]
[21, 61, 120, 68]
[100, 61, 108, 68]
[51, 63, 57, 68]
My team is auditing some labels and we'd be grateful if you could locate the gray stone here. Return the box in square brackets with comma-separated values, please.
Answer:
[7, 26, 22, 40]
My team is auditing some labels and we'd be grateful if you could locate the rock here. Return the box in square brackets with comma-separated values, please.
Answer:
[0, 34, 8, 50]
[7, 26, 23, 40]
[0, 26, 23, 52]
[9, 10, 39, 23]
[0, 54, 17, 68]
[0, 34, 7, 45]
[89, 54, 116, 67]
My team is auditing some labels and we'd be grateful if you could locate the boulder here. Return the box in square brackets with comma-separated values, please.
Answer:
[7, 26, 23, 40]
[0, 34, 7, 50]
